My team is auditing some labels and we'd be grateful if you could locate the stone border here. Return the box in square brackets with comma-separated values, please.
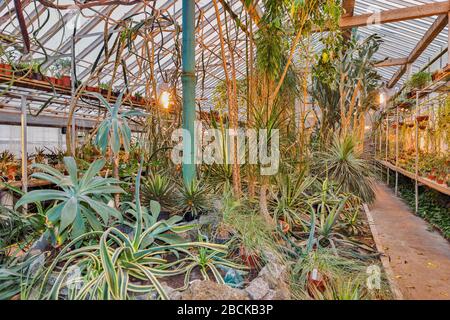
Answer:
[363, 204, 404, 300]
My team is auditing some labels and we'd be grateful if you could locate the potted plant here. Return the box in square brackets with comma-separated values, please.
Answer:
[0, 47, 16, 77]
[98, 82, 110, 95]
[50, 58, 71, 87]
[406, 71, 432, 97]
[134, 92, 144, 104]
[0, 151, 18, 182]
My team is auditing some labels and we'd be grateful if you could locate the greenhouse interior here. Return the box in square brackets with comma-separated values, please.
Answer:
[0, 0, 449, 302]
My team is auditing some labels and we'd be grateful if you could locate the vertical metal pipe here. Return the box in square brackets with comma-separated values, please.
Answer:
[415, 92, 420, 213]
[395, 105, 399, 196]
[386, 116, 389, 185]
[21, 96, 28, 196]
[181, 0, 196, 184]
[70, 32, 77, 156]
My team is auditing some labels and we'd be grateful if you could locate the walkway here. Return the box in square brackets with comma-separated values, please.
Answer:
[368, 183, 450, 300]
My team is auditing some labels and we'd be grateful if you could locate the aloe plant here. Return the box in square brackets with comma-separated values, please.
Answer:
[15, 157, 124, 240]
[93, 92, 142, 155]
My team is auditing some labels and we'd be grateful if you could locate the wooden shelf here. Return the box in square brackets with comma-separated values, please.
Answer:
[0, 179, 52, 192]
[377, 159, 450, 196]
[0, 73, 150, 109]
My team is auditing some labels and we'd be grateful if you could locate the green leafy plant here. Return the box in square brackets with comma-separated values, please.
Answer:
[31, 160, 230, 300]
[175, 179, 210, 219]
[15, 157, 124, 241]
[270, 171, 315, 226]
[93, 92, 142, 155]
[175, 234, 247, 289]
[315, 135, 375, 203]
[141, 173, 174, 210]
[407, 71, 431, 90]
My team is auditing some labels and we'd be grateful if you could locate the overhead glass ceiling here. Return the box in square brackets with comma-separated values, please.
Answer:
[0, 0, 448, 121]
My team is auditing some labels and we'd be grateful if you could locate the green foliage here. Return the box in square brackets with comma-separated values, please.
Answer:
[0, 254, 44, 300]
[15, 157, 124, 241]
[175, 179, 210, 218]
[28, 160, 235, 300]
[270, 171, 315, 226]
[141, 173, 174, 210]
[315, 135, 375, 203]
[93, 92, 142, 155]
[407, 71, 431, 90]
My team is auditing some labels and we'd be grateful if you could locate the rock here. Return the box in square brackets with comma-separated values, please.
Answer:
[180, 280, 249, 300]
[162, 284, 182, 300]
[245, 277, 270, 300]
[259, 262, 287, 287]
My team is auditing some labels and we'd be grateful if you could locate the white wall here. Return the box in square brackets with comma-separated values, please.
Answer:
[0, 125, 66, 156]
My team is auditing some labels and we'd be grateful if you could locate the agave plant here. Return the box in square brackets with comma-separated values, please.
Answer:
[175, 179, 210, 219]
[15, 157, 124, 241]
[32, 159, 232, 300]
[175, 235, 247, 290]
[0, 253, 44, 300]
[270, 171, 315, 227]
[141, 173, 174, 210]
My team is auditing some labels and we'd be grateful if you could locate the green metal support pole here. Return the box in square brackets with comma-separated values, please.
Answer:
[182, 0, 196, 184]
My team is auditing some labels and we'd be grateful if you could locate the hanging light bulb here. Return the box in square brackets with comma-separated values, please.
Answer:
[160, 90, 171, 109]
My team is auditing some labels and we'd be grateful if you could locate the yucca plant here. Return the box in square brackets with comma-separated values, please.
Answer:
[32, 159, 230, 300]
[15, 157, 124, 241]
[141, 173, 174, 210]
[175, 179, 210, 219]
[315, 135, 375, 203]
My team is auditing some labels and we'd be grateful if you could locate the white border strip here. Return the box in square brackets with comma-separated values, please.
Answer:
[363, 203, 404, 300]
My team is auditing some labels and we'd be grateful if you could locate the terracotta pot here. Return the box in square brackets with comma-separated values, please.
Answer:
[0, 63, 12, 76]
[7, 166, 18, 181]
[60, 75, 71, 87]
[239, 246, 259, 269]
[418, 124, 427, 130]
[307, 269, 326, 296]
[436, 178, 444, 185]
[278, 220, 290, 233]
[416, 115, 429, 122]
[428, 175, 436, 181]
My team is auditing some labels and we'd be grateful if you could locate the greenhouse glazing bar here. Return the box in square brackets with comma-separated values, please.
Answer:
[182, 0, 196, 184]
